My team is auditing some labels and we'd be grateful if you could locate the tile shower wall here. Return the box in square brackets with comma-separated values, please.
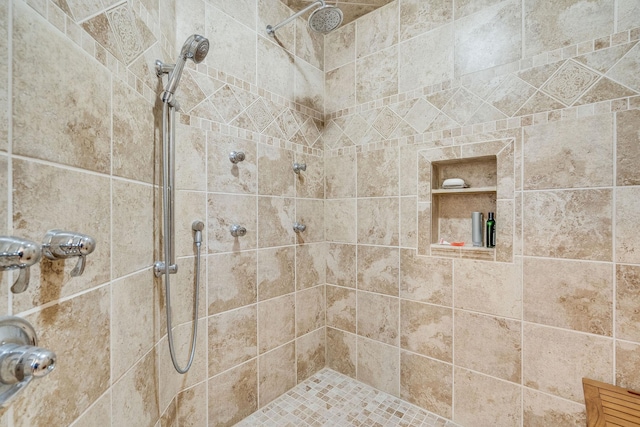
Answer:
[324, 1, 640, 426]
[1, 0, 324, 426]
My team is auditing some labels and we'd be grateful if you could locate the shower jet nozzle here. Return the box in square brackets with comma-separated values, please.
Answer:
[159, 34, 210, 104]
[266, 0, 343, 36]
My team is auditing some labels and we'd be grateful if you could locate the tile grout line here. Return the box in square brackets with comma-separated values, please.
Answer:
[6, 1, 13, 425]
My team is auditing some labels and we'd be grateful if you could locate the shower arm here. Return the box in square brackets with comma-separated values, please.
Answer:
[267, 0, 325, 35]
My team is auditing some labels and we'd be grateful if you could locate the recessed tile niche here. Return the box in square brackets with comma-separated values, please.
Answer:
[418, 139, 515, 262]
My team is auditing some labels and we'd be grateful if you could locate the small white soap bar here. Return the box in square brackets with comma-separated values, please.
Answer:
[442, 178, 467, 189]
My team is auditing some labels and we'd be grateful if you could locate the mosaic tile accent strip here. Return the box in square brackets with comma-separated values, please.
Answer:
[236, 368, 460, 427]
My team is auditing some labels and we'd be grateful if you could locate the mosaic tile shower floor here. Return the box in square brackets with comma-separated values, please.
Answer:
[236, 369, 460, 427]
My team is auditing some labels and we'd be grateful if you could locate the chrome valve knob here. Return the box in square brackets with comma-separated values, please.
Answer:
[230, 225, 247, 238]
[293, 222, 306, 233]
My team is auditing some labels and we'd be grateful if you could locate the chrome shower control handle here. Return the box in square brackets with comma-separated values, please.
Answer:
[229, 151, 246, 164]
[293, 163, 307, 174]
[293, 222, 306, 233]
[42, 230, 96, 277]
[0, 236, 42, 294]
[230, 225, 247, 238]
[0, 344, 56, 384]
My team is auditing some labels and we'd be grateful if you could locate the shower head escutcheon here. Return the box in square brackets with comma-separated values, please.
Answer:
[266, 0, 343, 36]
[157, 34, 210, 104]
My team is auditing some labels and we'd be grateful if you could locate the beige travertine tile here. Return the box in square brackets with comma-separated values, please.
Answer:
[357, 148, 399, 197]
[454, 259, 522, 318]
[326, 285, 356, 332]
[325, 198, 357, 243]
[296, 285, 325, 336]
[325, 22, 355, 71]
[0, 0, 6, 153]
[12, 160, 110, 311]
[454, 368, 521, 427]
[357, 337, 399, 396]
[258, 145, 295, 197]
[257, 196, 296, 247]
[607, 44, 640, 92]
[13, 288, 109, 427]
[617, 109, 640, 186]
[208, 360, 257, 427]
[399, 24, 454, 93]
[157, 319, 207, 412]
[71, 391, 111, 427]
[207, 251, 257, 315]
[400, 146, 418, 196]
[523, 324, 613, 402]
[524, 114, 613, 189]
[13, 2, 111, 173]
[616, 187, 640, 264]
[205, 5, 256, 83]
[400, 196, 418, 248]
[326, 243, 357, 288]
[417, 202, 432, 255]
[400, 250, 452, 305]
[259, 342, 296, 406]
[356, 1, 398, 58]
[356, 46, 398, 104]
[296, 243, 326, 290]
[400, 300, 452, 362]
[357, 245, 399, 296]
[523, 388, 587, 427]
[487, 75, 537, 117]
[208, 133, 257, 194]
[112, 271, 156, 381]
[295, 153, 324, 199]
[400, 351, 452, 419]
[454, 0, 508, 18]
[295, 17, 324, 70]
[325, 152, 356, 199]
[208, 193, 257, 253]
[616, 264, 640, 342]
[515, 90, 565, 115]
[259, 293, 295, 353]
[616, 340, 640, 391]
[496, 199, 514, 262]
[294, 59, 324, 112]
[258, 246, 295, 301]
[174, 122, 207, 191]
[325, 62, 356, 113]
[455, 311, 521, 382]
[357, 291, 399, 345]
[454, 0, 521, 76]
[327, 328, 357, 378]
[159, 399, 176, 427]
[618, 0, 640, 31]
[112, 79, 155, 183]
[296, 199, 324, 243]
[113, 180, 154, 280]
[541, 60, 599, 105]
[211, 0, 255, 29]
[257, 35, 294, 100]
[111, 349, 158, 427]
[400, 0, 452, 41]
[524, 258, 613, 335]
[208, 306, 257, 376]
[177, 382, 207, 427]
[524, 0, 614, 58]
[357, 197, 399, 245]
[296, 328, 325, 382]
[523, 190, 612, 261]
[575, 76, 636, 105]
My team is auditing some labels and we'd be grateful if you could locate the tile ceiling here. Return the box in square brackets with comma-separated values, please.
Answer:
[280, 0, 394, 26]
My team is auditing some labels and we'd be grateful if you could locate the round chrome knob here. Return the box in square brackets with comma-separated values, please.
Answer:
[229, 151, 246, 164]
[293, 222, 306, 233]
[230, 225, 247, 237]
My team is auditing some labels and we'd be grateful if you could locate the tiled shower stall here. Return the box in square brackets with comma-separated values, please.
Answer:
[1, 0, 640, 426]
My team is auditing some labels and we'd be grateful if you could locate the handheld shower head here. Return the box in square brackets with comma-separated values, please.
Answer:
[266, 0, 343, 36]
[160, 34, 210, 104]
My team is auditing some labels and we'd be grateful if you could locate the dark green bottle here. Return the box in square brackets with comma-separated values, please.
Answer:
[486, 212, 496, 248]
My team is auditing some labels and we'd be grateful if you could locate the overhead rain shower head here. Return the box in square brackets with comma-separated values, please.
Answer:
[158, 34, 210, 104]
[308, 5, 343, 33]
[267, 0, 343, 36]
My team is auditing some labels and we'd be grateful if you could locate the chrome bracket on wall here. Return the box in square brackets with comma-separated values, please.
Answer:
[0, 316, 56, 407]
[42, 230, 96, 277]
[0, 236, 42, 294]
